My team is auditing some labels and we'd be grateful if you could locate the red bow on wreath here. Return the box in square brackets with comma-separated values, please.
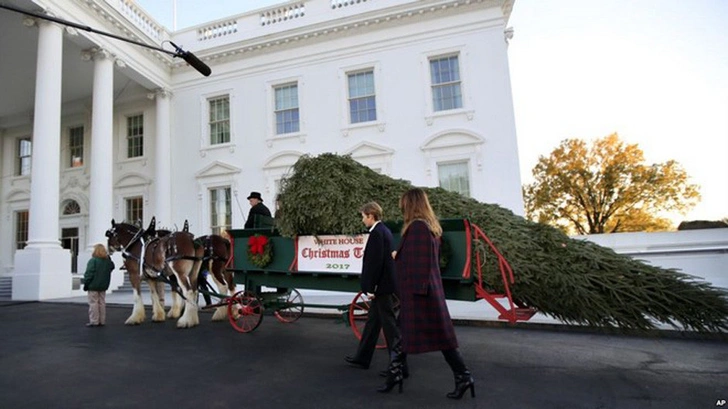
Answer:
[248, 235, 269, 255]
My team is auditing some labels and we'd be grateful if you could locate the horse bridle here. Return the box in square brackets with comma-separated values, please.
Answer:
[106, 224, 147, 269]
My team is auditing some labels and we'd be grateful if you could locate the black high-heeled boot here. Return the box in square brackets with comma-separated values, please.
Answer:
[379, 362, 409, 379]
[446, 371, 475, 399]
[379, 353, 409, 379]
[377, 367, 403, 393]
[377, 348, 405, 393]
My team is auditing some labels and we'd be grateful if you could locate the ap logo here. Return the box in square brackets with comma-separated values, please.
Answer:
[717, 399, 726, 407]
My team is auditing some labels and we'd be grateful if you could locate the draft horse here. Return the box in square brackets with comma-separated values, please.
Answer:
[106, 219, 204, 328]
[195, 233, 233, 321]
[151, 220, 234, 321]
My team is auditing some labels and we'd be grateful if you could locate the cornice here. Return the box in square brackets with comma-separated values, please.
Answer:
[77, 0, 175, 69]
[34, 0, 176, 79]
[172, 0, 510, 73]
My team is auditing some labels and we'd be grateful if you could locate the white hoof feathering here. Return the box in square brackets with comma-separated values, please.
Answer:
[152, 303, 166, 322]
[211, 306, 228, 321]
[125, 292, 146, 325]
[176, 291, 200, 328]
[168, 293, 183, 319]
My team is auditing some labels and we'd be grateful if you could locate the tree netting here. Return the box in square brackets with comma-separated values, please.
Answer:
[275, 153, 728, 333]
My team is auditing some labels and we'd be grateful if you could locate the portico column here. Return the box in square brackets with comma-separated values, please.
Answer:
[13, 18, 71, 300]
[86, 48, 115, 249]
[27, 20, 63, 248]
[154, 88, 172, 226]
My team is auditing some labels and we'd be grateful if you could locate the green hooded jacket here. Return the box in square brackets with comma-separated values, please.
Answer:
[83, 257, 115, 292]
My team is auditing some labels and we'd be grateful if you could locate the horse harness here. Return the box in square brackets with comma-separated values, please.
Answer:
[112, 225, 202, 300]
[197, 235, 230, 263]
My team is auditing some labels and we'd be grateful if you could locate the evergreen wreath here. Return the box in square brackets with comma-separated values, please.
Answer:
[247, 234, 273, 268]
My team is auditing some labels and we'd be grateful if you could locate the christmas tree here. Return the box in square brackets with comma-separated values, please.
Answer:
[275, 154, 728, 333]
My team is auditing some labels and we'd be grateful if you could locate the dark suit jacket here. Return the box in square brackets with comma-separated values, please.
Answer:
[360, 221, 396, 295]
[244, 202, 272, 229]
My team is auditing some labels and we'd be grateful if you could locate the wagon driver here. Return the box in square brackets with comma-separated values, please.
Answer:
[244, 191, 272, 229]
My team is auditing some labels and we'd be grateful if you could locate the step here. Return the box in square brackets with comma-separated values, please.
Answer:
[498, 307, 537, 322]
[0, 277, 12, 298]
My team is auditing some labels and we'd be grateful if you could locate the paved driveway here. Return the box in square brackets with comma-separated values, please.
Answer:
[0, 302, 725, 409]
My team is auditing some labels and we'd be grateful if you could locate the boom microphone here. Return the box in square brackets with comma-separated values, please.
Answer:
[170, 42, 211, 77]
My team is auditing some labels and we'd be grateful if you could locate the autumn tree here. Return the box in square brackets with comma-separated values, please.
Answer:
[523, 133, 700, 234]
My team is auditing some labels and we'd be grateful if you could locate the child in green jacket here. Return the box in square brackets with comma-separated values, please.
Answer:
[83, 244, 115, 327]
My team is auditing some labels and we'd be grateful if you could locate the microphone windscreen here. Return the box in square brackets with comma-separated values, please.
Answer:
[182, 51, 211, 77]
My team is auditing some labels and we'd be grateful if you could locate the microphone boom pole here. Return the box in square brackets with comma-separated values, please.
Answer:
[0, 2, 211, 76]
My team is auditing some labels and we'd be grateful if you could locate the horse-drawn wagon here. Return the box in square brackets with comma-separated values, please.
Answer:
[225, 217, 536, 339]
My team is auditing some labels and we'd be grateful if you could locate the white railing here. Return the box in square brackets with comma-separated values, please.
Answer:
[118, 0, 164, 41]
[331, 0, 369, 9]
[168, 0, 417, 52]
[197, 19, 239, 41]
[260, 2, 306, 26]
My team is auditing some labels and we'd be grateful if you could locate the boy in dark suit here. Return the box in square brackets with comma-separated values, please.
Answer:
[345, 202, 406, 392]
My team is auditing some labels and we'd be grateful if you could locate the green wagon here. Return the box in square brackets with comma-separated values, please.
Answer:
[226, 218, 535, 341]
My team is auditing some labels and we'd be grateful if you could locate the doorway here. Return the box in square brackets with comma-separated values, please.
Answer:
[61, 228, 79, 273]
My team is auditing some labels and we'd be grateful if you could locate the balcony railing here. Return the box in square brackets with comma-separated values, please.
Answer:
[260, 2, 306, 26]
[117, 0, 164, 41]
[198, 19, 239, 41]
[331, 0, 370, 9]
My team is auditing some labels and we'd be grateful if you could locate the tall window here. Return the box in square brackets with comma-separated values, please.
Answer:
[17, 138, 31, 176]
[126, 114, 144, 158]
[438, 162, 470, 197]
[126, 197, 143, 224]
[15, 211, 29, 249]
[210, 187, 231, 235]
[430, 55, 462, 112]
[348, 70, 376, 124]
[208, 96, 230, 144]
[274, 83, 300, 134]
[69, 126, 84, 167]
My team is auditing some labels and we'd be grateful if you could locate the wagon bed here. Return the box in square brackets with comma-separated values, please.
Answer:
[225, 218, 536, 335]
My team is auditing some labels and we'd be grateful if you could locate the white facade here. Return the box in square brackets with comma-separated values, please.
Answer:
[0, 0, 522, 300]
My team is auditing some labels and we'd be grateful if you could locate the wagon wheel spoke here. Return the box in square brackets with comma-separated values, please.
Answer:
[227, 290, 264, 333]
[274, 288, 304, 323]
[348, 291, 387, 349]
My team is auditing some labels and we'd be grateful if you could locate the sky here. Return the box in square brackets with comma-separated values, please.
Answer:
[136, 0, 728, 223]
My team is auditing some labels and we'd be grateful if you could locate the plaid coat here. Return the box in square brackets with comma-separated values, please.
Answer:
[394, 220, 458, 354]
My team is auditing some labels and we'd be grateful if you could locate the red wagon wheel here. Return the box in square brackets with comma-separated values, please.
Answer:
[348, 291, 387, 349]
[227, 290, 264, 333]
[274, 288, 304, 323]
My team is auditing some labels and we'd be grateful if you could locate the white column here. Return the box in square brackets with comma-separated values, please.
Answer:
[85, 49, 115, 249]
[13, 19, 71, 300]
[27, 21, 63, 248]
[154, 89, 172, 226]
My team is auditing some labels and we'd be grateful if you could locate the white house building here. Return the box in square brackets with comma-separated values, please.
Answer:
[0, 0, 523, 300]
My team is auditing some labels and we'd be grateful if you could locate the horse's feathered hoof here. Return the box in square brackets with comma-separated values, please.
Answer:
[211, 308, 228, 321]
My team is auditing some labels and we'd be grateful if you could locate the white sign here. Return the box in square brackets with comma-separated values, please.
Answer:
[296, 234, 368, 274]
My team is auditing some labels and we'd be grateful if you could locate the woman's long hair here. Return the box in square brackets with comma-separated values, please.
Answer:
[400, 188, 442, 237]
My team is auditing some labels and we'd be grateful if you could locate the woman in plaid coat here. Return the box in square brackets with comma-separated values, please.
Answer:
[386, 188, 475, 399]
